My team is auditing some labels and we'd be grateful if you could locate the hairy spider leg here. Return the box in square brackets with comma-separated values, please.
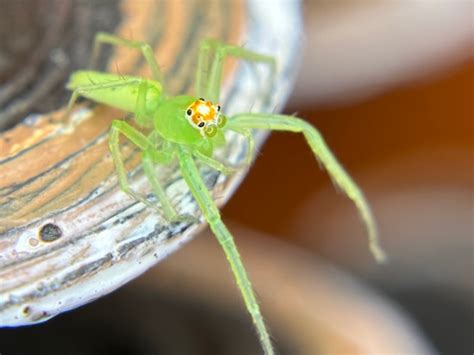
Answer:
[193, 40, 273, 169]
[175, 145, 274, 355]
[134, 80, 155, 127]
[229, 127, 255, 167]
[227, 113, 388, 263]
[195, 39, 277, 103]
[109, 120, 181, 221]
[89, 32, 164, 85]
[193, 149, 237, 176]
[142, 147, 190, 222]
[195, 39, 212, 99]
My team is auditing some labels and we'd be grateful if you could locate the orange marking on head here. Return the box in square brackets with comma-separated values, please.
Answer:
[185, 98, 221, 130]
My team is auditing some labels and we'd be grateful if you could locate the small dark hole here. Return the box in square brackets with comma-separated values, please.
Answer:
[22, 306, 30, 315]
[39, 223, 62, 242]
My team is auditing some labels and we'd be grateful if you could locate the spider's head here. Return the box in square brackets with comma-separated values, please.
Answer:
[185, 97, 227, 138]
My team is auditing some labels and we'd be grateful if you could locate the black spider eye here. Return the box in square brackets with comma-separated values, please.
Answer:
[198, 122, 205, 128]
[186, 109, 192, 116]
[217, 105, 221, 111]
[199, 97, 205, 101]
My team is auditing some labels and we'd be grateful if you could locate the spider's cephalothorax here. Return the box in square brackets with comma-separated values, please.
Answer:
[185, 97, 226, 137]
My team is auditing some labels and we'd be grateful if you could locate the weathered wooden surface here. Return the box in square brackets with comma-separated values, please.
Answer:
[0, 0, 302, 325]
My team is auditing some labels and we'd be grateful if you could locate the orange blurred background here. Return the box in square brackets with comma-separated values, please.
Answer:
[226, 58, 472, 263]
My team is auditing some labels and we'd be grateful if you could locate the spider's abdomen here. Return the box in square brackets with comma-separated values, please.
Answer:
[67, 71, 162, 114]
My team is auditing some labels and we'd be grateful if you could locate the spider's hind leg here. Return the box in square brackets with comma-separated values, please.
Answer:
[89, 32, 164, 84]
[195, 39, 276, 103]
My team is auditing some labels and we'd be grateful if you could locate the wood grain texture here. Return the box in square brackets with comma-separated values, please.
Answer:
[0, 0, 302, 326]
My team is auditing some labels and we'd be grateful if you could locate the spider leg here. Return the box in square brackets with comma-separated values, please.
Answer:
[109, 120, 168, 215]
[193, 150, 237, 176]
[195, 39, 213, 99]
[195, 39, 276, 103]
[228, 127, 255, 167]
[175, 145, 274, 355]
[89, 32, 164, 84]
[141, 148, 178, 222]
[227, 113, 388, 263]
[134, 80, 155, 127]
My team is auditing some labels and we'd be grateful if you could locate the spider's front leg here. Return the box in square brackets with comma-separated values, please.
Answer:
[227, 113, 388, 263]
[175, 145, 274, 355]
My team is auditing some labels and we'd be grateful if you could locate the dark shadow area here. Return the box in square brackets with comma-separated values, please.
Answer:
[0, 285, 293, 355]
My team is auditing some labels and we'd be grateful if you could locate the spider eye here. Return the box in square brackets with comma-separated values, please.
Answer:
[199, 97, 205, 101]
[198, 122, 205, 128]
[217, 114, 226, 128]
[186, 109, 192, 116]
[204, 124, 217, 137]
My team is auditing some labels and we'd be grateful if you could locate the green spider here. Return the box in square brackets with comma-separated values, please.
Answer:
[66, 32, 387, 355]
